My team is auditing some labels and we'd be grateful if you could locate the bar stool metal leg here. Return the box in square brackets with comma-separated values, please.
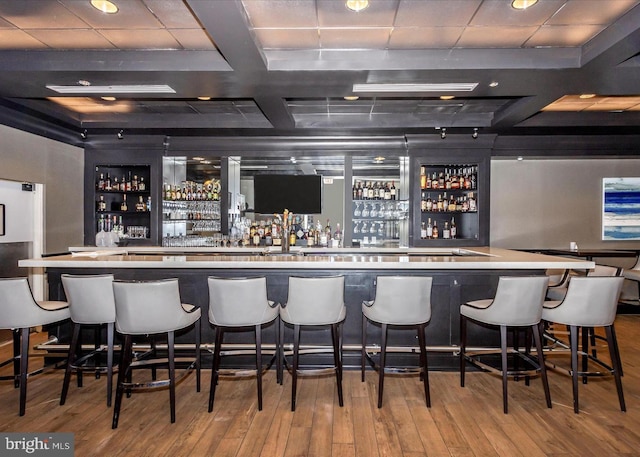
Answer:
[417, 323, 430, 407]
[605, 325, 626, 412]
[291, 324, 301, 412]
[60, 323, 81, 405]
[168, 331, 176, 424]
[255, 324, 263, 411]
[208, 327, 224, 412]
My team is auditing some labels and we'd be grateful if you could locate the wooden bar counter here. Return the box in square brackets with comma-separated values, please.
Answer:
[19, 247, 593, 370]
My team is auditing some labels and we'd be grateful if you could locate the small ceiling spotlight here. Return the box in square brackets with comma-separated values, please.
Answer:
[346, 0, 369, 12]
[440, 95, 455, 100]
[440, 128, 447, 140]
[489, 81, 499, 88]
[511, 0, 538, 10]
[290, 156, 297, 164]
[343, 95, 359, 101]
[91, 0, 119, 14]
[101, 96, 116, 101]
[117, 129, 124, 140]
[472, 128, 478, 139]
[80, 129, 87, 140]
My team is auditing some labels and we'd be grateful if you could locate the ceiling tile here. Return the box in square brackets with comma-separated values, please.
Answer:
[317, 0, 399, 27]
[526, 24, 605, 47]
[457, 26, 539, 48]
[97, 28, 181, 49]
[242, 0, 318, 28]
[168, 29, 216, 50]
[62, 0, 163, 29]
[142, 0, 204, 28]
[395, 0, 481, 27]
[0, 29, 47, 49]
[0, 1, 89, 28]
[470, 0, 565, 26]
[26, 29, 116, 49]
[254, 28, 319, 50]
[389, 27, 464, 49]
[546, 0, 639, 25]
[320, 28, 391, 49]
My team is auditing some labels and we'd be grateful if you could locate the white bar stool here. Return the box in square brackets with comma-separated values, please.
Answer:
[460, 275, 551, 414]
[542, 276, 625, 413]
[279, 276, 345, 411]
[0, 278, 70, 416]
[207, 276, 279, 412]
[111, 278, 201, 428]
[361, 276, 433, 408]
[60, 274, 116, 407]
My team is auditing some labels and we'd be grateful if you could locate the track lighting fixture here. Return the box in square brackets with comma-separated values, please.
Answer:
[472, 128, 478, 139]
[117, 129, 124, 140]
[440, 128, 446, 140]
[80, 129, 87, 140]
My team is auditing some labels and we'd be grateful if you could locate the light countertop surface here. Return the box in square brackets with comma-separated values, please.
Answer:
[18, 247, 595, 270]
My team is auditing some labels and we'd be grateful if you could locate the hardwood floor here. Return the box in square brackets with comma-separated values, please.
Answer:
[1, 315, 640, 456]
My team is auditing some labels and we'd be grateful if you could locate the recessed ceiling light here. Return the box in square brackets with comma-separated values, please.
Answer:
[343, 96, 359, 101]
[517, 156, 524, 161]
[374, 156, 385, 163]
[489, 81, 499, 88]
[197, 96, 211, 101]
[192, 156, 205, 161]
[579, 94, 597, 99]
[345, 0, 369, 12]
[440, 95, 455, 100]
[91, 0, 118, 14]
[101, 96, 116, 101]
[78, 79, 91, 86]
[511, 0, 538, 10]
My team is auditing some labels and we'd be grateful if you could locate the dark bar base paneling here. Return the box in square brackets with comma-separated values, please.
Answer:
[46, 267, 542, 370]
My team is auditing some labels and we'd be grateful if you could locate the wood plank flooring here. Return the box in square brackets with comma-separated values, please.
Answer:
[1, 315, 640, 456]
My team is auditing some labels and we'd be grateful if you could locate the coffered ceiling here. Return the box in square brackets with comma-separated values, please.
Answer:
[0, 0, 639, 146]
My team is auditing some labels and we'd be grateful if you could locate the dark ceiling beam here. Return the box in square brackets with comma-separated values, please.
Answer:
[581, 5, 640, 68]
[264, 48, 581, 71]
[186, 0, 267, 72]
[0, 50, 230, 72]
[254, 95, 295, 130]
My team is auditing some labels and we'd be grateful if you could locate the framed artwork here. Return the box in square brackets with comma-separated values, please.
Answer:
[0, 203, 4, 236]
[602, 177, 640, 240]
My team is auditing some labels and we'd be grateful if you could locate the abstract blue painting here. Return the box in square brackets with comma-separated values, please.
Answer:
[603, 177, 640, 240]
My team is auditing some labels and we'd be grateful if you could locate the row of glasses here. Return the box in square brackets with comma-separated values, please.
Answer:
[353, 201, 408, 219]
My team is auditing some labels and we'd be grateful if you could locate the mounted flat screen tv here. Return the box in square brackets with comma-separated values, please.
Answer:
[253, 174, 323, 214]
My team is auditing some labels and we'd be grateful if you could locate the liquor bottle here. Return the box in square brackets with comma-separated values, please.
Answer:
[450, 217, 457, 239]
[357, 181, 363, 200]
[97, 195, 106, 212]
[367, 182, 375, 200]
[334, 223, 342, 247]
[445, 169, 452, 190]
[431, 172, 438, 189]
[420, 222, 427, 239]
[289, 227, 296, 247]
[443, 221, 451, 239]
[120, 194, 127, 211]
[352, 182, 358, 200]
[136, 195, 145, 212]
[468, 192, 477, 212]
[164, 184, 171, 201]
[421, 192, 427, 212]
[462, 196, 469, 212]
[451, 169, 460, 190]
[426, 218, 433, 239]
[384, 182, 391, 200]
[436, 193, 444, 212]
[138, 176, 146, 191]
[420, 167, 427, 189]
[147, 196, 151, 212]
[448, 194, 457, 212]
[98, 173, 105, 190]
[324, 219, 332, 240]
[105, 173, 112, 191]
[432, 220, 439, 239]
[438, 172, 445, 189]
[426, 193, 433, 211]
[390, 181, 396, 200]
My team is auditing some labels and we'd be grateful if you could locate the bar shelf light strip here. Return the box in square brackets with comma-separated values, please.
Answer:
[46, 84, 176, 94]
[353, 83, 478, 93]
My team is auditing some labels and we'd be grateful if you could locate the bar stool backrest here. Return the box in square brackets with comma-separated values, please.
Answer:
[62, 274, 116, 324]
[482, 276, 549, 326]
[112, 278, 192, 335]
[548, 276, 623, 327]
[366, 276, 432, 325]
[282, 276, 345, 325]
[207, 276, 275, 326]
[0, 277, 64, 328]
